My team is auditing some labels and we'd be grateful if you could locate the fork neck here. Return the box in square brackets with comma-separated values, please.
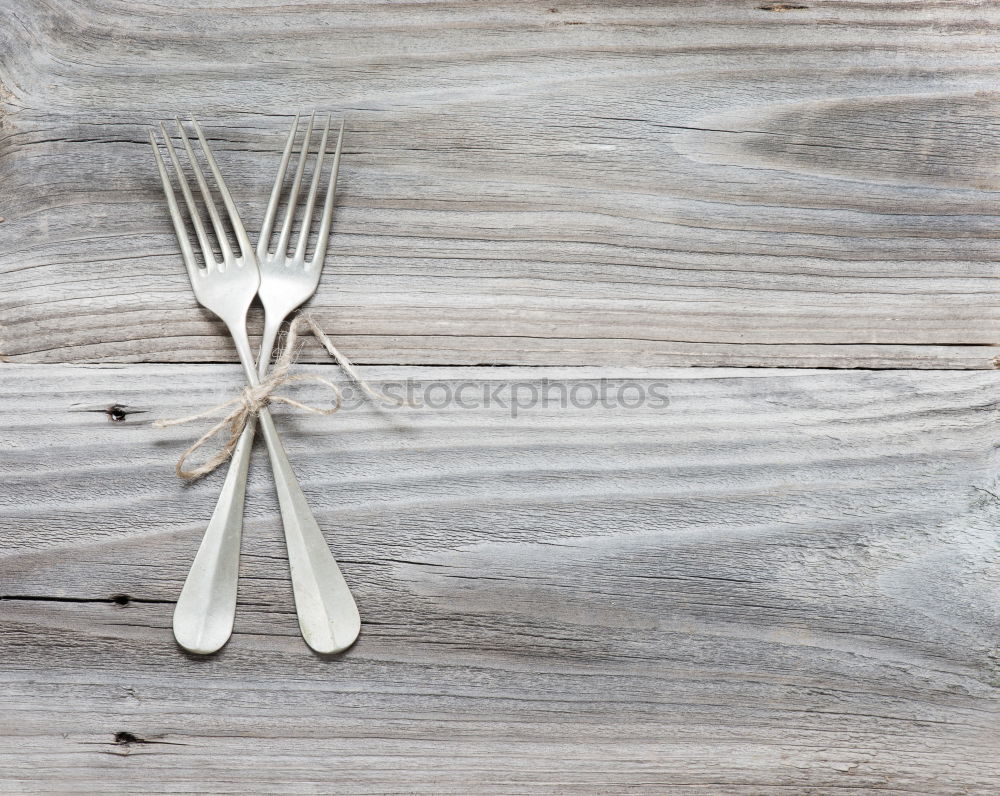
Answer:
[257, 313, 285, 380]
[224, 317, 261, 387]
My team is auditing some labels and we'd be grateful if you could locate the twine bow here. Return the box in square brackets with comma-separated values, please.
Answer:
[154, 313, 402, 480]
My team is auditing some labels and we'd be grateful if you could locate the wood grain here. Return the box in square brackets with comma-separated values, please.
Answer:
[2, 364, 1000, 793]
[2, 1, 1000, 367]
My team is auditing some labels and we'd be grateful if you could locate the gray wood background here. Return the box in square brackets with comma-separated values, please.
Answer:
[3, 0, 1000, 368]
[5, 365, 1000, 793]
[2, 0, 1000, 794]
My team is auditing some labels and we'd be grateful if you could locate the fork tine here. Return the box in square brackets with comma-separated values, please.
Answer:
[258, 114, 300, 259]
[149, 129, 201, 280]
[190, 118, 255, 260]
[293, 115, 331, 263]
[311, 120, 344, 270]
[275, 112, 315, 258]
[174, 117, 234, 263]
[159, 122, 216, 270]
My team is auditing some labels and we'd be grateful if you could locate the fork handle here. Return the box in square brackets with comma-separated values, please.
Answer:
[173, 327, 263, 654]
[226, 320, 361, 654]
[173, 422, 255, 654]
[255, 406, 361, 653]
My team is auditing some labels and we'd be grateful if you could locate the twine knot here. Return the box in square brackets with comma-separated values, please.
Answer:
[154, 313, 401, 480]
[238, 382, 274, 414]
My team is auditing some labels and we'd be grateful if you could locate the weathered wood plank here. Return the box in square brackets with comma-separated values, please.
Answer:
[2, 364, 1000, 793]
[2, 1, 1000, 367]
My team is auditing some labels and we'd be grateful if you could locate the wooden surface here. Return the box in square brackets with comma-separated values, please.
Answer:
[4, 1, 1000, 793]
[3, 364, 1000, 793]
[3, 0, 1000, 367]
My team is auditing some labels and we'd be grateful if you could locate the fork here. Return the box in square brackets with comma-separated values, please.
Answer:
[170, 114, 348, 655]
[150, 117, 360, 655]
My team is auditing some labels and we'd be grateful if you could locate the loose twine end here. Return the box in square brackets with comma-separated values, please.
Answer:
[154, 313, 404, 480]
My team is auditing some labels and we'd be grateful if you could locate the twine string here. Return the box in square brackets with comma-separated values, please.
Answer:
[154, 313, 401, 480]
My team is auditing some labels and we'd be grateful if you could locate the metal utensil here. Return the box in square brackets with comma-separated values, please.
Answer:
[150, 117, 360, 655]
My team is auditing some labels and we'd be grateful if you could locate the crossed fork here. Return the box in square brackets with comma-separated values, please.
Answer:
[150, 115, 358, 655]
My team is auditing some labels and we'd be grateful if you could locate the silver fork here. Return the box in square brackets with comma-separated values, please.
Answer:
[150, 117, 360, 655]
[169, 114, 349, 655]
